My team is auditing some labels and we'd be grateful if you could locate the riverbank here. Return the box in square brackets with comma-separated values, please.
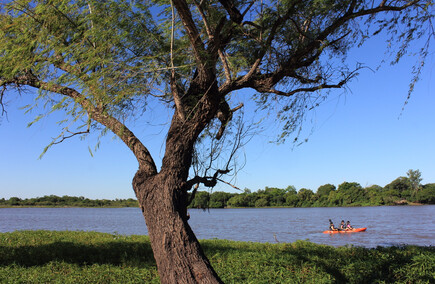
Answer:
[0, 196, 138, 208]
[0, 231, 433, 283]
[2, 190, 433, 209]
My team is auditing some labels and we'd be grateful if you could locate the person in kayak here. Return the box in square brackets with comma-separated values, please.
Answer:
[339, 220, 346, 230]
[329, 219, 338, 231]
[346, 221, 353, 230]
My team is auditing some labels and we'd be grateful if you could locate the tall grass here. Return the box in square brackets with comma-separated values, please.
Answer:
[1, 231, 433, 283]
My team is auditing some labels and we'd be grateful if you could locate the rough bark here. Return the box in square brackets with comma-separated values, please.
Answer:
[133, 171, 222, 284]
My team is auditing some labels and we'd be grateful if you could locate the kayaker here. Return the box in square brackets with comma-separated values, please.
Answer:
[328, 219, 338, 231]
[339, 220, 346, 230]
[346, 221, 353, 230]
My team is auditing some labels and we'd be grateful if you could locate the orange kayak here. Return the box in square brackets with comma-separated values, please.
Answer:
[323, 227, 367, 234]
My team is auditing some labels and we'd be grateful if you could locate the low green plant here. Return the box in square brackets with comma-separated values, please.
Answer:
[1, 231, 433, 283]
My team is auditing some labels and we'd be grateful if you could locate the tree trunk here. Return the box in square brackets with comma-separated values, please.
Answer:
[133, 170, 223, 284]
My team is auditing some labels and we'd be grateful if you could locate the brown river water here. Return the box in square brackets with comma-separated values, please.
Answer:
[1, 206, 434, 247]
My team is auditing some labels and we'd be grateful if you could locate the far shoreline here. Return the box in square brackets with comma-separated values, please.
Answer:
[0, 202, 428, 209]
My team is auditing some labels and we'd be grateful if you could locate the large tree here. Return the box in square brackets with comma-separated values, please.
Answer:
[1, 0, 433, 283]
[407, 169, 423, 196]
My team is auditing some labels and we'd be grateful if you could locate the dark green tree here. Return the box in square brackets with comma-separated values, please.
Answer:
[284, 186, 299, 207]
[8, 197, 21, 206]
[385, 177, 412, 202]
[265, 187, 287, 206]
[315, 184, 336, 206]
[191, 191, 210, 209]
[297, 188, 315, 207]
[1, 1, 433, 282]
[365, 185, 384, 205]
[209, 191, 233, 208]
[254, 196, 269, 207]
[226, 188, 256, 207]
[407, 169, 423, 198]
[335, 182, 367, 206]
[417, 183, 435, 204]
[227, 193, 247, 207]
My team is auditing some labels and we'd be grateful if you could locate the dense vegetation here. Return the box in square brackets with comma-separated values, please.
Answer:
[0, 195, 138, 208]
[189, 170, 434, 208]
[0, 230, 433, 283]
[189, 182, 435, 209]
[2, 170, 433, 208]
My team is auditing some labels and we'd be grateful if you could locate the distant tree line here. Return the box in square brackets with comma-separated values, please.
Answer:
[188, 169, 435, 208]
[0, 195, 138, 208]
[2, 170, 433, 208]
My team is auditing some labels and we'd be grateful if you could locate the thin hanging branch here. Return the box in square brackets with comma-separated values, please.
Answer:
[51, 128, 90, 145]
[3, 73, 158, 176]
[0, 85, 7, 117]
[170, 0, 186, 120]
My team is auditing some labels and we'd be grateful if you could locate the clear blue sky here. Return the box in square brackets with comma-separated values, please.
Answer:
[1, 34, 434, 200]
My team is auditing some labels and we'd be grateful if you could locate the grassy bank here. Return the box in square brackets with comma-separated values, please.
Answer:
[0, 231, 433, 283]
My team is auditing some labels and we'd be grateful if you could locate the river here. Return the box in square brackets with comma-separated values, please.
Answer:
[1, 206, 433, 247]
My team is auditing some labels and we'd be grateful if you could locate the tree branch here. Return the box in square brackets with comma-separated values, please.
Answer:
[193, 0, 232, 83]
[172, 0, 208, 73]
[51, 128, 90, 145]
[223, 1, 421, 97]
[269, 68, 360, 97]
[268, 82, 345, 97]
[170, 0, 186, 120]
[317, 1, 420, 43]
[0, 85, 7, 117]
[288, 72, 322, 84]
[215, 177, 241, 191]
[187, 168, 231, 190]
[239, 3, 297, 86]
[217, 0, 242, 24]
[3, 73, 157, 176]
[216, 102, 243, 140]
[241, 1, 255, 18]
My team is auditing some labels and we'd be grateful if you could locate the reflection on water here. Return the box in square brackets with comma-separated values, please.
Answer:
[1, 206, 434, 248]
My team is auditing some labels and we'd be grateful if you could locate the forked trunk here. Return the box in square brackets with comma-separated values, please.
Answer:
[133, 171, 223, 284]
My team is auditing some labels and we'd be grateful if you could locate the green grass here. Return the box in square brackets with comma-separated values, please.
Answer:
[0, 231, 433, 283]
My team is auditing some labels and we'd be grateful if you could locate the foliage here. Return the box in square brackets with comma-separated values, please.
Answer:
[333, 182, 368, 206]
[189, 170, 433, 208]
[1, 231, 434, 283]
[190, 191, 210, 209]
[209, 191, 234, 208]
[1, 171, 431, 209]
[0, 0, 162, 153]
[384, 176, 413, 202]
[0, 195, 138, 208]
[408, 169, 424, 198]
[417, 183, 435, 204]
[0, 0, 433, 167]
[314, 184, 336, 206]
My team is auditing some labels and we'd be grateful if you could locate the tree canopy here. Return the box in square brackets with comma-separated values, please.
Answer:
[2, 1, 433, 159]
[186, 169, 434, 208]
